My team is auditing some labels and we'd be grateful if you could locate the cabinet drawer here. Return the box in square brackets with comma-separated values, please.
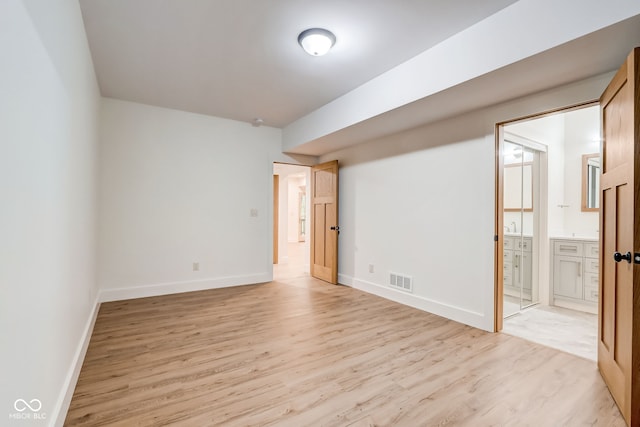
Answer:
[584, 286, 599, 302]
[504, 238, 514, 250]
[554, 241, 583, 257]
[503, 260, 513, 287]
[503, 250, 513, 263]
[584, 272, 599, 288]
[503, 261, 513, 273]
[516, 238, 532, 252]
[584, 258, 599, 274]
[584, 243, 599, 259]
[503, 272, 512, 287]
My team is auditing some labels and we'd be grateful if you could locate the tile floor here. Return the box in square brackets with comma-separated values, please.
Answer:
[503, 304, 598, 361]
[273, 242, 309, 281]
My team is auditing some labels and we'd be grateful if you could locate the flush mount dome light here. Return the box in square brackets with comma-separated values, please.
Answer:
[298, 28, 336, 56]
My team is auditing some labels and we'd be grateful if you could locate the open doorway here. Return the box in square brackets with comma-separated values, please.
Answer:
[497, 104, 601, 361]
[273, 163, 311, 281]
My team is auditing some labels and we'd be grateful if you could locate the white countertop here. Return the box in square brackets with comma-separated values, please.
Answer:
[550, 235, 598, 241]
[504, 233, 532, 238]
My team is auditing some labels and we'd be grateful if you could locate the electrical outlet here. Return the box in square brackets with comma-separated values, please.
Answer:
[368, 264, 374, 273]
[250, 208, 258, 217]
[193, 262, 199, 271]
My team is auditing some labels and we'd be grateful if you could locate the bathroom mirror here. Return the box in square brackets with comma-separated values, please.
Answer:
[581, 153, 600, 211]
[504, 162, 533, 211]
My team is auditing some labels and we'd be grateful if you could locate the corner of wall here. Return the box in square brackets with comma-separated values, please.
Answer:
[52, 297, 101, 427]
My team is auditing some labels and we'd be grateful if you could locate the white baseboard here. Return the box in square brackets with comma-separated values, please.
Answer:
[53, 296, 100, 427]
[342, 275, 488, 331]
[98, 273, 272, 302]
[338, 273, 354, 286]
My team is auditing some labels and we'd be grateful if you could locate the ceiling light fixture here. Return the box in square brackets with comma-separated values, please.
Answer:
[298, 28, 336, 56]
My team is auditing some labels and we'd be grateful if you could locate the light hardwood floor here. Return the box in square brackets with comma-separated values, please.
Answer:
[66, 275, 624, 426]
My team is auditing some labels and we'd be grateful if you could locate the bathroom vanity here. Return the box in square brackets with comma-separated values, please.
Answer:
[550, 237, 599, 314]
[503, 234, 532, 299]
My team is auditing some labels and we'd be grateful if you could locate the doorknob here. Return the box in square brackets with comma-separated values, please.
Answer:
[330, 226, 340, 231]
[613, 251, 632, 263]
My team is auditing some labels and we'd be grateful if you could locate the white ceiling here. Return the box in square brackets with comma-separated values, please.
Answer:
[286, 13, 640, 156]
[79, 0, 518, 128]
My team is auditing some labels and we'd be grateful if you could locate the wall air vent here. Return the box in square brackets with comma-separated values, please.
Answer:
[389, 272, 413, 293]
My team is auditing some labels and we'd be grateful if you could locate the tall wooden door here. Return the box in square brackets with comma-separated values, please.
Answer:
[598, 47, 640, 426]
[310, 160, 339, 284]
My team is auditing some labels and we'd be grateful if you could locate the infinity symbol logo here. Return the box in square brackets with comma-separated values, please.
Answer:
[14, 399, 42, 412]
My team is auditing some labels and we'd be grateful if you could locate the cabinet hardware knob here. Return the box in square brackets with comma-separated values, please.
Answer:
[613, 251, 631, 263]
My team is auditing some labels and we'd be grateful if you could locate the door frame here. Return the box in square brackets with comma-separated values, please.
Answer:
[494, 101, 599, 331]
[273, 174, 279, 264]
[271, 162, 312, 273]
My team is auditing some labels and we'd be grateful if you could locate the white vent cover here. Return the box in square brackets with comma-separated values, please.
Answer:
[389, 272, 413, 293]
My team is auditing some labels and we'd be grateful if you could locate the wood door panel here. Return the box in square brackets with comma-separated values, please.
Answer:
[313, 204, 326, 267]
[598, 47, 639, 426]
[614, 182, 633, 372]
[600, 185, 615, 353]
[314, 169, 333, 197]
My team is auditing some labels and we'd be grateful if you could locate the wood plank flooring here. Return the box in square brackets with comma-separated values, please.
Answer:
[65, 275, 624, 426]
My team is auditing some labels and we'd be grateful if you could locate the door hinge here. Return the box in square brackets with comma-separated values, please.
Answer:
[494, 235, 499, 242]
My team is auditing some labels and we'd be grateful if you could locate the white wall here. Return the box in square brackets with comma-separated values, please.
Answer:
[287, 176, 305, 243]
[320, 73, 613, 332]
[98, 99, 314, 300]
[563, 106, 600, 238]
[506, 114, 566, 237]
[333, 132, 495, 328]
[0, 0, 100, 425]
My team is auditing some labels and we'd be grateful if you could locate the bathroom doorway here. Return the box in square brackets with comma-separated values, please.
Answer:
[496, 104, 601, 361]
[273, 163, 311, 281]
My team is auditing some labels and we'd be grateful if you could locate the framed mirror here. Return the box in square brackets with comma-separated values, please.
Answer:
[581, 153, 600, 211]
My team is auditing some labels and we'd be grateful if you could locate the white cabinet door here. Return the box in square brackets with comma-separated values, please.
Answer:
[520, 251, 532, 291]
[553, 255, 583, 299]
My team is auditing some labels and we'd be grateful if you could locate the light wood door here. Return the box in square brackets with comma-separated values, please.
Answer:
[598, 47, 640, 426]
[310, 160, 338, 284]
